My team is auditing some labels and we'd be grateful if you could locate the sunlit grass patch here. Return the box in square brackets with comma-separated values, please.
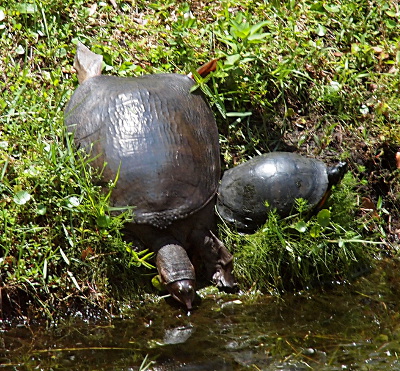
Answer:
[0, 0, 398, 318]
[222, 173, 386, 294]
[0, 81, 153, 319]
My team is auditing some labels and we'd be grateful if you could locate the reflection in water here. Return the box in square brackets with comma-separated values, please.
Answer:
[163, 325, 194, 345]
[2, 259, 400, 370]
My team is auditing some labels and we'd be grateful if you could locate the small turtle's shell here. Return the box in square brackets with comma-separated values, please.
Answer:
[217, 152, 330, 231]
[65, 73, 220, 228]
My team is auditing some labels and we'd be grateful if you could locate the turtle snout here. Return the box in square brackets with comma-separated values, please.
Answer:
[167, 280, 196, 310]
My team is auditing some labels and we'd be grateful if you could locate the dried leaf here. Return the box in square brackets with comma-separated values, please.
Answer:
[196, 58, 219, 78]
[361, 197, 379, 218]
[361, 197, 376, 210]
[81, 247, 94, 260]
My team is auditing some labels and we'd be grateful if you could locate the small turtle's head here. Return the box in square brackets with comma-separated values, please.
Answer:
[167, 280, 196, 310]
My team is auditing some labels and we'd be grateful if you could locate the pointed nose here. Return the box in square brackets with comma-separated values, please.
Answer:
[167, 279, 195, 310]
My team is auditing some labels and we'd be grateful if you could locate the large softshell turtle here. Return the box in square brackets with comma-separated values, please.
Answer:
[217, 152, 347, 232]
[65, 43, 236, 309]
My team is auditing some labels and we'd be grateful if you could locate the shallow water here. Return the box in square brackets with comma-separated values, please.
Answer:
[2, 259, 400, 370]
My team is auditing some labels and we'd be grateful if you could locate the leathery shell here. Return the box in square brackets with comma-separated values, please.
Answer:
[65, 73, 220, 228]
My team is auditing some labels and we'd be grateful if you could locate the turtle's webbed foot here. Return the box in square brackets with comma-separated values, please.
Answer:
[212, 266, 238, 292]
[208, 231, 237, 291]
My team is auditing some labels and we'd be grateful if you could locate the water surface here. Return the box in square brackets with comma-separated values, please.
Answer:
[2, 259, 400, 370]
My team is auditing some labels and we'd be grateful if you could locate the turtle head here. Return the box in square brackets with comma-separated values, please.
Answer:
[327, 161, 348, 188]
[315, 161, 348, 212]
[167, 280, 196, 310]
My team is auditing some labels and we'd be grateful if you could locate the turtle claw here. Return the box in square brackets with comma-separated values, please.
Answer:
[212, 266, 238, 293]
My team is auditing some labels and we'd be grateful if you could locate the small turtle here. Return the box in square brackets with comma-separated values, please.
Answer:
[217, 152, 348, 231]
[65, 42, 236, 309]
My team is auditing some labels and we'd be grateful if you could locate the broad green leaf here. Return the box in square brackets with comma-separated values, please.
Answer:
[66, 196, 80, 208]
[316, 24, 326, 36]
[285, 108, 296, 117]
[385, 11, 397, 17]
[351, 43, 361, 54]
[15, 45, 25, 55]
[310, 224, 321, 238]
[225, 54, 241, 66]
[317, 209, 331, 227]
[385, 19, 396, 29]
[324, 4, 340, 12]
[248, 32, 269, 42]
[15, 3, 38, 13]
[97, 214, 110, 228]
[310, 2, 325, 12]
[230, 20, 250, 39]
[36, 204, 47, 215]
[14, 190, 31, 205]
[294, 220, 307, 233]
[151, 275, 163, 291]
[232, 28, 250, 40]
[249, 20, 271, 35]
[232, 18, 249, 32]
[241, 56, 255, 64]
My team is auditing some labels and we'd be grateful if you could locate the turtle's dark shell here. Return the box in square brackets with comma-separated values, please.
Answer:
[217, 152, 347, 231]
[65, 73, 220, 228]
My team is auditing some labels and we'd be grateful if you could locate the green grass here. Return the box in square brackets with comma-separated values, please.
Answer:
[221, 173, 386, 294]
[0, 0, 399, 319]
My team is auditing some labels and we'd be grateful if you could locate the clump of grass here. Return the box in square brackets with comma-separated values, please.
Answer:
[0, 142, 153, 319]
[222, 173, 385, 294]
[0, 84, 153, 320]
[0, 1, 160, 320]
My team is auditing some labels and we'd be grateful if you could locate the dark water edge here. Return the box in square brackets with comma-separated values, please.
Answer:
[2, 258, 400, 370]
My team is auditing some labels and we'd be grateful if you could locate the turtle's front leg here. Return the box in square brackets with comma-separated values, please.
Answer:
[207, 230, 237, 291]
[189, 228, 237, 291]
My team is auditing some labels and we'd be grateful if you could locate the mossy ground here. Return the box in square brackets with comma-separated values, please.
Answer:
[0, 0, 399, 320]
